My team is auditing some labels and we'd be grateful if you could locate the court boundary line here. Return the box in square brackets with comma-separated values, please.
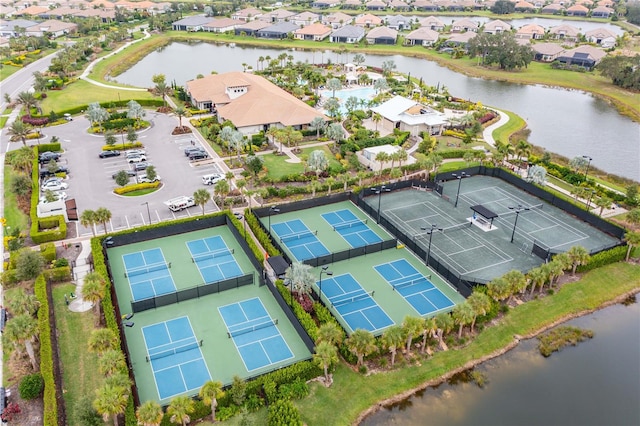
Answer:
[187, 237, 240, 285]
[123, 248, 175, 301]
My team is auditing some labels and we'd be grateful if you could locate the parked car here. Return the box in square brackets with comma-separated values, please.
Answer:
[40, 166, 69, 178]
[202, 173, 224, 185]
[189, 152, 209, 161]
[112, 170, 137, 179]
[132, 162, 150, 172]
[63, 113, 73, 121]
[127, 155, 147, 163]
[125, 149, 146, 157]
[39, 191, 68, 203]
[137, 173, 161, 184]
[42, 176, 64, 185]
[184, 146, 206, 157]
[99, 150, 121, 158]
[38, 151, 60, 163]
[41, 180, 68, 191]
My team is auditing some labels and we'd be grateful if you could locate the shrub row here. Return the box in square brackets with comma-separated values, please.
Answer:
[34, 275, 57, 425]
[275, 280, 318, 341]
[113, 182, 160, 195]
[438, 149, 477, 159]
[30, 148, 67, 243]
[102, 142, 144, 151]
[231, 212, 263, 262]
[43, 266, 71, 283]
[313, 302, 357, 365]
[576, 245, 627, 273]
[40, 243, 56, 262]
[58, 99, 163, 117]
[245, 361, 322, 399]
[245, 210, 280, 257]
[37, 143, 61, 153]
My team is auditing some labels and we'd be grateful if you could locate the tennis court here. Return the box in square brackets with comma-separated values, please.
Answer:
[123, 248, 175, 301]
[219, 297, 294, 371]
[187, 236, 243, 284]
[272, 219, 330, 261]
[318, 273, 394, 334]
[322, 208, 383, 248]
[374, 259, 455, 316]
[142, 316, 211, 400]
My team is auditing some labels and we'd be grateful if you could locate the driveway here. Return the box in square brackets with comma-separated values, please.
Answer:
[36, 113, 225, 237]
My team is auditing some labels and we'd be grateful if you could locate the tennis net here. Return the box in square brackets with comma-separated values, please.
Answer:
[392, 278, 426, 291]
[227, 319, 278, 338]
[442, 222, 471, 233]
[499, 203, 544, 217]
[280, 230, 317, 243]
[192, 249, 234, 263]
[333, 218, 368, 231]
[331, 291, 374, 308]
[125, 262, 169, 278]
[146, 340, 200, 362]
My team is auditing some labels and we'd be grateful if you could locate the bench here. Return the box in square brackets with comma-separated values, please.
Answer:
[475, 216, 489, 226]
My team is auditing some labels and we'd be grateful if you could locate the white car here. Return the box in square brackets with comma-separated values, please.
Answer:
[39, 191, 68, 203]
[41, 181, 68, 191]
[42, 176, 64, 185]
[202, 173, 224, 185]
[125, 149, 146, 157]
[137, 173, 161, 184]
[127, 155, 147, 163]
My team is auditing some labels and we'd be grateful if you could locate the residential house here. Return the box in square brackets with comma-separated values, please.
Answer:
[185, 72, 326, 135]
[294, 23, 332, 41]
[16, 5, 49, 16]
[388, 0, 411, 11]
[585, 28, 617, 48]
[483, 19, 512, 34]
[566, 4, 589, 16]
[413, 0, 440, 11]
[202, 18, 238, 33]
[549, 24, 580, 43]
[38, 7, 80, 20]
[73, 9, 116, 24]
[419, 15, 445, 31]
[312, 0, 340, 8]
[532, 43, 565, 62]
[405, 27, 439, 46]
[234, 20, 271, 36]
[342, 0, 363, 9]
[591, 6, 614, 18]
[322, 12, 352, 29]
[358, 144, 416, 171]
[386, 15, 410, 31]
[516, 24, 545, 40]
[355, 13, 383, 28]
[366, 0, 388, 11]
[371, 95, 448, 136]
[231, 8, 263, 22]
[291, 11, 319, 26]
[261, 9, 297, 23]
[540, 3, 564, 14]
[0, 36, 9, 47]
[555, 45, 606, 70]
[514, 0, 536, 12]
[366, 26, 398, 44]
[24, 19, 77, 37]
[0, 19, 37, 37]
[330, 25, 366, 43]
[172, 16, 212, 32]
[597, 0, 614, 6]
[444, 31, 477, 49]
[256, 22, 299, 39]
[451, 18, 478, 33]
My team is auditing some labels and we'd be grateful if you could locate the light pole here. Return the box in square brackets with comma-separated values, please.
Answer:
[370, 185, 391, 223]
[420, 224, 442, 267]
[452, 172, 469, 208]
[268, 206, 280, 234]
[508, 204, 529, 243]
[141, 202, 151, 224]
[319, 266, 333, 304]
[582, 155, 593, 182]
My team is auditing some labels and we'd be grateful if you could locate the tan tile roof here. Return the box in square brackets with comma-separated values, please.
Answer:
[204, 18, 238, 29]
[187, 72, 326, 128]
[295, 23, 331, 36]
[19, 5, 49, 15]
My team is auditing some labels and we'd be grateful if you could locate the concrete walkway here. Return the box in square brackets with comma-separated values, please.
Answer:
[482, 108, 509, 148]
[68, 240, 94, 313]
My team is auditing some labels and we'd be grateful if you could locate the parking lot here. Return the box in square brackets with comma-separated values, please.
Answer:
[39, 113, 227, 238]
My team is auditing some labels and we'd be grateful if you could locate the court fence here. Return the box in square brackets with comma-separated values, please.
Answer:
[130, 273, 255, 313]
[302, 239, 398, 268]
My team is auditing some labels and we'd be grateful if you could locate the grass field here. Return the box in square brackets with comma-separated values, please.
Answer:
[3, 166, 30, 232]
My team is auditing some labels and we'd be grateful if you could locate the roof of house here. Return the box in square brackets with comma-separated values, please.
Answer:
[235, 20, 271, 31]
[561, 45, 607, 61]
[257, 22, 299, 34]
[295, 23, 331, 35]
[292, 11, 319, 21]
[452, 18, 479, 29]
[43, 7, 80, 17]
[355, 13, 383, 25]
[517, 23, 545, 34]
[386, 15, 409, 25]
[566, 4, 589, 12]
[18, 5, 49, 15]
[331, 25, 365, 38]
[420, 16, 445, 27]
[367, 26, 398, 39]
[532, 43, 565, 55]
[585, 27, 617, 39]
[549, 24, 580, 36]
[514, 1, 535, 8]
[592, 5, 614, 13]
[406, 27, 439, 41]
[484, 19, 512, 32]
[0, 18, 37, 29]
[264, 9, 296, 19]
[363, 144, 403, 155]
[173, 16, 213, 26]
[186, 72, 326, 128]
[25, 19, 77, 32]
[366, 0, 388, 6]
[389, 0, 410, 7]
[372, 95, 448, 126]
[204, 18, 238, 29]
[542, 4, 564, 10]
[447, 32, 477, 43]
[325, 12, 352, 23]
[233, 7, 262, 18]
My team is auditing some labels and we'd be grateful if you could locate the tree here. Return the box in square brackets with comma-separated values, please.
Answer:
[88, 328, 118, 355]
[136, 400, 163, 426]
[434, 312, 453, 350]
[420, 317, 437, 354]
[467, 32, 534, 70]
[352, 53, 365, 66]
[93, 384, 128, 426]
[623, 231, 640, 261]
[372, 112, 382, 131]
[310, 116, 326, 138]
[528, 165, 547, 185]
[145, 165, 157, 182]
[402, 315, 423, 355]
[314, 341, 339, 382]
[566, 246, 590, 276]
[527, 266, 547, 296]
[8, 146, 35, 173]
[597, 55, 640, 90]
[94, 207, 112, 234]
[16, 91, 39, 117]
[380, 325, 404, 366]
[326, 122, 345, 142]
[85, 102, 109, 130]
[126, 126, 138, 146]
[308, 150, 329, 178]
[245, 154, 264, 178]
[316, 322, 344, 346]
[595, 196, 612, 216]
[374, 77, 389, 94]
[193, 188, 211, 216]
[569, 156, 589, 173]
[487, 277, 510, 304]
[174, 106, 188, 128]
[98, 350, 127, 377]
[199, 381, 224, 423]
[344, 96, 359, 115]
[375, 151, 390, 175]
[15, 248, 45, 281]
[346, 329, 377, 367]
[324, 97, 341, 119]
[104, 130, 117, 147]
[153, 81, 172, 108]
[127, 100, 145, 126]
[7, 288, 39, 317]
[491, 0, 515, 14]
[213, 179, 230, 209]
[80, 209, 97, 237]
[167, 395, 194, 426]
[381, 60, 396, 76]
[466, 291, 491, 332]
[82, 272, 107, 325]
[327, 78, 342, 98]
[229, 375, 247, 406]
[547, 259, 565, 288]
[3, 314, 39, 370]
[8, 120, 33, 146]
[453, 302, 475, 338]
[502, 269, 527, 300]
[285, 262, 315, 302]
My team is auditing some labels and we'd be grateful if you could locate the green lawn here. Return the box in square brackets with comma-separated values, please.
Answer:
[491, 109, 526, 144]
[0, 64, 22, 81]
[3, 166, 30, 232]
[52, 284, 102, 426]
[262, 152, 303, 179]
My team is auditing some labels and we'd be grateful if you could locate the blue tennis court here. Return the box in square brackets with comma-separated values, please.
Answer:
[142, 316, 211, 400]
[374, 260, 455, 316]
[318, 273, 394, 333]
[272, 219, 330, 261]
[186, 236, 243, 284]
[322, 209, 383, 248]
[123, 248, 175, 301]
[219, 297, 294, 371]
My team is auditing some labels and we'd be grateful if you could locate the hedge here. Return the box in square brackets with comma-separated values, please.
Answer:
[35, 275, 57, 425]
[40, 243, 56, 263]
[29, 148, 67, 243]
[245, 210, 280, 258]
[43, 266, 71, 283]
[37, 143, 61, 153]
[56, 99, 164, 117]
[576, 245, 627, 273]
[102, 142, 144, 151]
[113, 181, 160, 195]
[275, 280, 318, 341]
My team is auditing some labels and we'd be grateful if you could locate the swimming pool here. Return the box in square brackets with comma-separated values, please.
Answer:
[321, 86, 376, 114]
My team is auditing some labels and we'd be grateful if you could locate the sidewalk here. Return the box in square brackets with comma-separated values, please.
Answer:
[68, 240, 94, 313]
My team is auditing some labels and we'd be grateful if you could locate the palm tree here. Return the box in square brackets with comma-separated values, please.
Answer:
[136, 400, 164, 426]
[327, 78, 341, 98]
[3, 313, 39, 370]
[314, 341, 339, 382]
[547, 259, 565, 289]
[325, 176, 336, 195]
[88, 328, 118, 355]
[16, 91, 39, 117]
[80, 209, 97, 237]
[93, 383, 128, 426]
[193, 188, 211, 216]
[316, 322, 344, 346]
[434, 312, 453, 350]
[527, 266, 547, 296]
[502, 270, 527, 301]
[566, 246, 590, 276]
[7, 288, 39, 316]
[8, 120, 33, 146]
[199, 380, 223, 423]
[98, 349, 127, 377]
[487, 277, 510, 304]
[82, 271, 107, 325]
[94, 207, 112, 235]
[402, 315, 423, 355]
[153, 81, 172, 108]
[346, 329, 377, 367]
[174, 106, 187, 128]
[167, 395, 194, 426]
[375, 151, 390, 176]
[214, 179, 230, 210]
[466, 291, 491, 332]
[595, 196, 612, 216]
[515, 140, 531, 168]
[380, 325, 404, 366]
[453, 302, 475, 338]
[623, 231, 640, 261]
[8, 146, 35, 173]
[420, 317, 437, 354]
[310, 116, 325, 139]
